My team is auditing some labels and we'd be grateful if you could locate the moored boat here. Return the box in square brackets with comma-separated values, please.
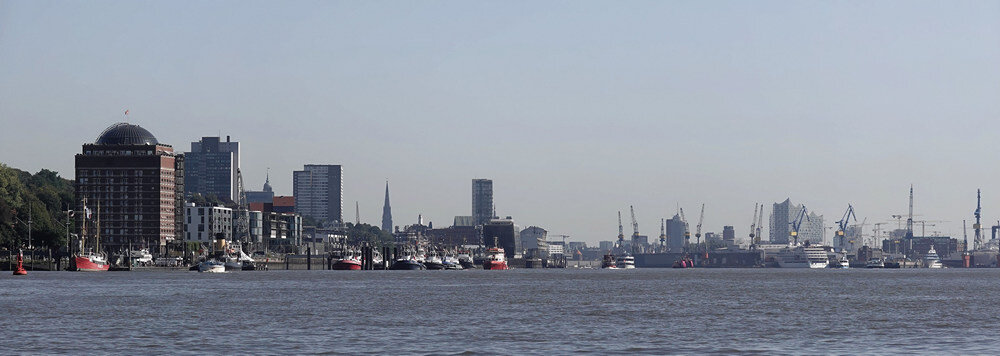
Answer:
[198, 260, 226, 273]
[617, 254, 636, 269]
[601, 254, 618, 269]
[333, 255, 363, 270]
[865, 257, 885, 268]
[483, 247, 508, 270]
[424, 254, 446, 270]
[390, 256, 425, 270]
[776, 246, 828, 268]
[924, 247, 943, 269]
[75, 251, 110, 272]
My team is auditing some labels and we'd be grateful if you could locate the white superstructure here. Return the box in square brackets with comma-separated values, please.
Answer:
[617, 255, 636, 269]
[924, 247, 943, 269]
[777, 246, 829, 268]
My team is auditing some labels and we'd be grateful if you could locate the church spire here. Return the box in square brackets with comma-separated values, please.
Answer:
[262, 168, 272, 193]
[381, 180, 393, 232]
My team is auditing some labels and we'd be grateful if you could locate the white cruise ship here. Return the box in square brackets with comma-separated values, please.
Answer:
[924, 247, 943, 269]
[777, 246, 829, 268]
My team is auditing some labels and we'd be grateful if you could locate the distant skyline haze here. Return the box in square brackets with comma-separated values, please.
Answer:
[1, 1, 998, 243]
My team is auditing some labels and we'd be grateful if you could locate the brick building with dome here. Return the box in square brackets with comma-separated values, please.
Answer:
[74, 122, 184, 255]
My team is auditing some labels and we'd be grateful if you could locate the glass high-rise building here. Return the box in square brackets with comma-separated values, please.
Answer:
[184, 136, 240, 201]
[472, 179, 493, 226]
[293, 164, 343, 224]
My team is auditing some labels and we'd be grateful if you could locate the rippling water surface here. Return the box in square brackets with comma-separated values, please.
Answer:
[2, 268, 999, 354]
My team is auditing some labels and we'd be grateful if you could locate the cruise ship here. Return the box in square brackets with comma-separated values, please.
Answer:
[776, 246, 829, 268]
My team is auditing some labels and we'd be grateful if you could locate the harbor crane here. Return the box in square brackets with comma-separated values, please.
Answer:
[679, 207, 690, 247]
[630, 206, 640, 254]
[756, 204, 764, 245]
[974, 189, 983, 250]
[749, 203, 759, 247]
[695, 204, 705, 252]
[659, 218, 666, 247]
[906, 185, 914, 239]
[835, 204, 857, 252]
[789, 206, 810, 246]
[616, 211, 625, 248]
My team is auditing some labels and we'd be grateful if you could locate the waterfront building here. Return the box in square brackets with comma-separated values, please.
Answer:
[520, 226, 548, 252]
[882, 236, 959, 259]
[425, 225, 479, 246]
[183, 204, 233, 243]
[453, 216, 474, 227]
[272, 196, 294, 214]
[184, 136, 240, 202]
[599, 241, 614, 251]
[665, 214, 686, 251]
[382, 181, 392, 233]
[723, 225, 737, 248]
[293, 164, 343, 224]
[74, 122, 184, 254]
[547, 240, 565, 256]
[246, 173, 274, 204]
[483, 217, 519, 258]
[472, 179, 493, 226]
[769, 198, 824, 245]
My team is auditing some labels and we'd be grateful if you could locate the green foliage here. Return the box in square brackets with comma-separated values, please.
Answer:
[0, 163, 76, 251]
[188, 193, 230, 208]
[345, 222, 394, 247]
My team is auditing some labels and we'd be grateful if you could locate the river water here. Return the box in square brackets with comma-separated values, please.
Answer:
[2, 268, 998, 354]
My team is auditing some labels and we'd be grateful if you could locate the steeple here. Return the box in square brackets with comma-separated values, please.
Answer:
[381, 180, 392, 232]
[262, 168, 272, 193]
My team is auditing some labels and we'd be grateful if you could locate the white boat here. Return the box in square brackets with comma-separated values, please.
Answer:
[130, 249, 153, 265]
[865, 258, 885, 268]
[617, 254, 636, 269]
[776, 246, 829, 268]
[924, 247, 943, 269]
[837, 255, 850, 269]
[198, 260, 226, 273]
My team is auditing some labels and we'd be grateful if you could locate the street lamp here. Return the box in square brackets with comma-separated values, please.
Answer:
[12, 205, 32, 270]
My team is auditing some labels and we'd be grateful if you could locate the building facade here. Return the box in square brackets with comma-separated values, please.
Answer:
[770, 198, 825, 245]
[665, 214, 687, 251]
[472, 179, 493, 226]
[75, 123, 184, 253]
[293, 164, 343, 224]
[483, 218, 519, 258]
[183, 204, 233, 242]
[184, 136, 240, 201]
[520, 226, 548, 251]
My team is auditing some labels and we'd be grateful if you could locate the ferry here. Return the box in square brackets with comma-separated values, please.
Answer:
[836, 255, 850, 269]
[776, 246, 829, 268]
[617, 254, 636, 269]
[924, 247, 943, 269]
[483, 247, 508, 270]
[457, 254, 476, 269]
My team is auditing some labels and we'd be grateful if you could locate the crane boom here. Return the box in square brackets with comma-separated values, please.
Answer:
[630, 205, 639, 239]
[789, 205, 810, 246]
[756, 203, 764, 245]
[617, 211, 625, 246]
[695, 204, 705, 244]
[749, 203, 759, 244]
[906, 185, 914, 239]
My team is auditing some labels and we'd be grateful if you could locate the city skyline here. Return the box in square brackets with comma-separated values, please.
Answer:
[2, 1, 1000, 243]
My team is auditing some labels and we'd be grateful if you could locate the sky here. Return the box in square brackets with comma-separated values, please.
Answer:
[1, 0, 999, 245]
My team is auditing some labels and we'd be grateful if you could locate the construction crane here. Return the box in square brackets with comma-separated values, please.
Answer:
[749, 203, 759, 247]
[695, 204, 705, 251]
[974, 189, 983, 251]
[617, 211, 625, 248]
[789, 206, 810, 246]
[630, 206, 640, 254]
[963, 219, 968, 252]
[835, 204, 857, 252]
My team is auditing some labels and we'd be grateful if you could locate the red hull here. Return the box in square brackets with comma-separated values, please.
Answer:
[483, 261, 508, 270]
[74, 256, 110, 272]
[332, 260, 362, 270]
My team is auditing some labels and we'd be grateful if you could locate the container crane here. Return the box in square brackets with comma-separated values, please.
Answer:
[789, 206, 810, 246]
[835, 204, 857, 252]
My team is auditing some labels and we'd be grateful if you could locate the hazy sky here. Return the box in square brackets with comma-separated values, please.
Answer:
[2, 1, 999, 244]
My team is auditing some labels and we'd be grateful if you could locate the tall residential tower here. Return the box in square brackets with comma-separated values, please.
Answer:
[184, 136, 240, 201]
[472, 179, 493, 226]
[293, 164, 343, 224]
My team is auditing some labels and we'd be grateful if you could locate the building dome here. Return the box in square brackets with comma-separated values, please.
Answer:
[94, 122, 159, 145]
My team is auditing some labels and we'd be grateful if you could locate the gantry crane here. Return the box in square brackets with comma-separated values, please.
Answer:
[659, 218, 666, 248]
[630, 206, 639, 254]
[695, 204, 705, 251]
[756, 204, 764, 245]
[974, 189, 983, 250]
[679, 207, 690, 250]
